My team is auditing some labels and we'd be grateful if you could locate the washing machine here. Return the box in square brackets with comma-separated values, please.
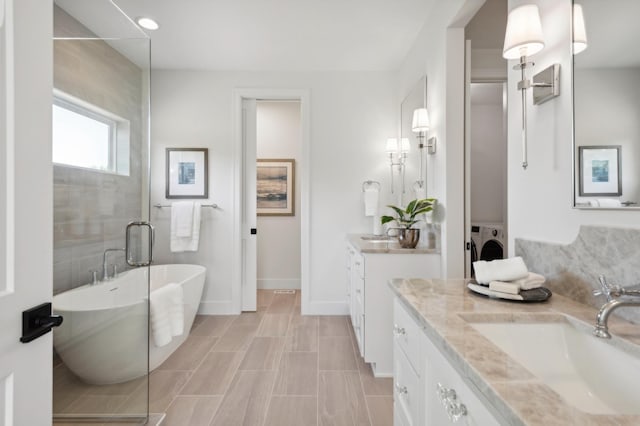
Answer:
[470, 224, 482, 264]
[479, 223, 504, 262]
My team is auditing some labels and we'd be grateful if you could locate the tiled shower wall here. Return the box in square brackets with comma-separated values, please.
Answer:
[515, 225, 640, 324]
[53, 6, 145, 294]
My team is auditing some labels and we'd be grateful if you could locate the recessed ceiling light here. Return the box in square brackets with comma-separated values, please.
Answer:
[136, 17, 159, 31]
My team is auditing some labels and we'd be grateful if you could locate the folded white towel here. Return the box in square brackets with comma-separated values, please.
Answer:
[171, 202, 201, 252]
[363, 188, 379, 217]
[489, 281, 520, 295]
[468, 283, 524, 301]
[473, 256, 529, 285]
[514, 272, 546, 290]
[597, 198, 621, 208]
[150, 283, 184, 347]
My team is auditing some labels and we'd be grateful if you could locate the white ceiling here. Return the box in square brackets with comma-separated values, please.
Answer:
[109, 0, 434, 71]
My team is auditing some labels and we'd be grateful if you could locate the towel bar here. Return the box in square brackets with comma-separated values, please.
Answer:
[153, 203, 219, 209]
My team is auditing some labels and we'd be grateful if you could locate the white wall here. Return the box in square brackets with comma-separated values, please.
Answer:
[396, 0, 484, 278]
[256, 101, 301, 289]
[470, 88, 506, 224]
[150, 71, 396, 314]
[507, 0, 640, 255]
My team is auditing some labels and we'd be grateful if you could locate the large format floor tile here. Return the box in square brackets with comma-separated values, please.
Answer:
[53, 291, 394, 425]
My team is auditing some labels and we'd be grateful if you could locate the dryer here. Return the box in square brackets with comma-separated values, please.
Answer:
[479, 224, 504, 261]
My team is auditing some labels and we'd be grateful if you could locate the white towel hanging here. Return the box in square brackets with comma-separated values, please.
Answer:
[171, 201, 202, 252]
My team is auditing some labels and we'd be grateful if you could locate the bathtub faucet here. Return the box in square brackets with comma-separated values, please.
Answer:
[102, 248, 125, 281]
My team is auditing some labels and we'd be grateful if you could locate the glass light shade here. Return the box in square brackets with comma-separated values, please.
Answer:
[502, 4, 545, 59]
[386, 138, 398, 153]
[573, 4, 588, 54]
[411, 108, 430, 132]
[400, 138, 410, 154]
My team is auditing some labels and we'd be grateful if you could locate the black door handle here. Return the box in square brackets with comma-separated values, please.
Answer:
[20, 302, 63, 343]
[251, 228, 257, 235]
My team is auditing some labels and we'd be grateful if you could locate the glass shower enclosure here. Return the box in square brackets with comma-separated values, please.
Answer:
[51, 0, 152, 423]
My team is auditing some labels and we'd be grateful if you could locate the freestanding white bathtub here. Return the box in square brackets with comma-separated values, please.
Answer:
[53, 264, 206, 384]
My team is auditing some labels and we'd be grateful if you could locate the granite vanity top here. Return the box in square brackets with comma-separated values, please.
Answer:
[347, 234, 439, 254]
[388, 278, 640, 426]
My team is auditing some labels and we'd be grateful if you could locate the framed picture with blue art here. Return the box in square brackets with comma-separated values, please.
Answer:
[166, 148, 208, 199]
[579, 145, 621, 196]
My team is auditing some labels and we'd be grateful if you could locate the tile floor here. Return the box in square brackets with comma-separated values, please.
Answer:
[53, 290, 393, 425]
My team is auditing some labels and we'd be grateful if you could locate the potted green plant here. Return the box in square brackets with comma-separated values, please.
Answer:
[381, 198, 436, 248]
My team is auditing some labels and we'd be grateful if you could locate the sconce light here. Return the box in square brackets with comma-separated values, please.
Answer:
[503, 4, 559, 170]
[573, 4, 588, 54]
[386, 138, 410, 194]
[411, 107, 436, 190]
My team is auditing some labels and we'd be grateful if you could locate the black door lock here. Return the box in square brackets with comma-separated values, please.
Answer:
[20, 302, 63, 343]
[251, 228, 257, 235]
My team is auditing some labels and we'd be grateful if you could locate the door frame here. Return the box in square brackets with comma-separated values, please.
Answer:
[232, 88, 310, 314]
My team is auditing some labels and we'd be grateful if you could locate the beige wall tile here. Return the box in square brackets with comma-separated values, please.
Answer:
[239, 337, 285, 370]
[319, 371, 370, 426]
[273, 352, 318, 396]
[264, 396, 317, 426]
[163, 396, 222, 426]
[210, 371, 276, 426]
[180, 351, 244, 395]
[319, 337, 357, 371]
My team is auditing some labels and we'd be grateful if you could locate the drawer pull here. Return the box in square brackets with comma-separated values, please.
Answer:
[395, 383, 408, 395]
[393, 324, 406, 336]
[436, 383, 467, 423]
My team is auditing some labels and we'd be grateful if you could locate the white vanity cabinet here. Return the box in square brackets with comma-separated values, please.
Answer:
[393, 298, 504, 426]
[346, 238, 440, 377]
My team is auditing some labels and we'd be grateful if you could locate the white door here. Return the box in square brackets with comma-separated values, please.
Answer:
[241, 98, 257, 311]
[0, 0, 54, 425]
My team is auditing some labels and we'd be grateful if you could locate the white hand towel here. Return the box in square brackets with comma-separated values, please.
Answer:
[363, 188, 379, 217]
[514, 272, 546, 290]
[597, 198, 621, 208]
[172, 201, 194, 237]
[150, 283, 184, 347]
[468, 283, 524, 301]
[170, 202, 201, 252]
[473, 256, 529, 285]
[489, 281, 520, 295]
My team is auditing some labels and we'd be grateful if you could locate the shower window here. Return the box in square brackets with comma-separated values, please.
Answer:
[52, 93, 130, 175]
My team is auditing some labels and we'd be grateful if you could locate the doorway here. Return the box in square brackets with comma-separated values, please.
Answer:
[463, 0, 508, 277]
[233, 89, 310, 314]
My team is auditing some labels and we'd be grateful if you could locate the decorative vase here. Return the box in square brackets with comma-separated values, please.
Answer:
[398, 228, 420, 249]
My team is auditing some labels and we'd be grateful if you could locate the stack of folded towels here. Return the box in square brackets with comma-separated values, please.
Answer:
[473, 256, 546, 296]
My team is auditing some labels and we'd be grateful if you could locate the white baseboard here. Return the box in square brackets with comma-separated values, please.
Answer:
[302, 301, 349, 316]
[197, 300, 237, 315]
[257, 278, 301, 290]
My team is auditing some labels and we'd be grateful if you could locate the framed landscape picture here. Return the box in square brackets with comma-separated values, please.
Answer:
[166, 148, 208, 199]
[578, 145, 621, 196]
[257, 159, 295, 216]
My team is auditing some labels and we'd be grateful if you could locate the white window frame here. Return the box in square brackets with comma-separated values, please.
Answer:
[52, 89, 130, 175]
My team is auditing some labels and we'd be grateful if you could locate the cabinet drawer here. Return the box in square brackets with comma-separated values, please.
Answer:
[353, 252, 365, 279]
[393, 298, 422, 375]
[394, 402, 410, 426]
[394, 344, 421, 426]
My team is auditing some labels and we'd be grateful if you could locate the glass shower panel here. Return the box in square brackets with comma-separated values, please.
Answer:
[51, 1, 151, 423]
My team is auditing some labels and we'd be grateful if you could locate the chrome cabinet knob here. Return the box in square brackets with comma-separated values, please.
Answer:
[395, 382, 408, 395]
[393, 324, 406, 337]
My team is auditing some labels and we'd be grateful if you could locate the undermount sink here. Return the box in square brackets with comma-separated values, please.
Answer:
[467, 316, 640, 415]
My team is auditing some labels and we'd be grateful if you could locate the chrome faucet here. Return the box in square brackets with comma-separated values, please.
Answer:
[102, 248, 125, 281]
[592, 275, 640, 339]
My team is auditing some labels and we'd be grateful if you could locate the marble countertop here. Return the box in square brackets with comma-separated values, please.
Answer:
[346, 234, 440, 254]
[388, 278, 640, 426]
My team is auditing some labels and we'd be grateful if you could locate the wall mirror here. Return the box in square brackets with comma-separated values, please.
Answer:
[573, 0, 640, 209]
[400, 75, 427, 198]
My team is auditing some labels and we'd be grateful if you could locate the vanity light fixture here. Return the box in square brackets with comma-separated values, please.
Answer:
[573, 4, 588, 54]
[411, 107, 435, 190]
[135, 16, 160, 31]
[386, 138, 410, 194]
[503, 4, 560, 170]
